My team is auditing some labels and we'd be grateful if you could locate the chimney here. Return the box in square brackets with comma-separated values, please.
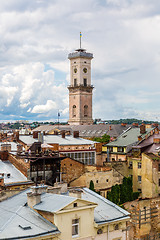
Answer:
[152, 123, 159, 128]
[33, 131, 39, 139]
[121, 123, 127, 127]
[140, 124, 146, 134]
[155, 127, 159, 135]
[132, 123, 139, 127]
[38, 132, 44, 143]
[27, 192, 41, 208]
[0, 177, 4, 187]
[17, 144, 23, 154]
[138, 135, 142, 141]
[61, 131, 65, 138]
[27, 185, 47, 208]
[15, 131, 19, 141]
[73, 131, 79, 138]
[68, 189, 83, 199]
[109, 125, 112, 131]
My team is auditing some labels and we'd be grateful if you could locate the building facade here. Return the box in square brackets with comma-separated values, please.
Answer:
[68, 48, 94, 125]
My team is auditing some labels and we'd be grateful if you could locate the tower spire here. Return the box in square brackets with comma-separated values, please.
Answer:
[80, 32, 82, 49]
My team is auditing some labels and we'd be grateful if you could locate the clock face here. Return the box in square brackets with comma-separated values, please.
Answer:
[74, 68, 77, 73]
[83, 67, 87, 73]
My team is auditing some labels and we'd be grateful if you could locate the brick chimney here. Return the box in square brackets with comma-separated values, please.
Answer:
[15, 131, 19, 141]
[17, 144, 23, 154]
[132, 123, 139, 127]
[0, 177, 4, 187]
[109, 125, 112, 131]
[140, 124, 146, 134]
[155, 127, 159, 135]
[33, 131, 39, 139]
[73, 131, 79, 138]
[61, 131, 65, 138]
[138, 135, 142, 141]
[121, 123, 127, 127]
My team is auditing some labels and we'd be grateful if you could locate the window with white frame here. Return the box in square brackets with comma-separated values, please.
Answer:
[72, 219, 79, 237]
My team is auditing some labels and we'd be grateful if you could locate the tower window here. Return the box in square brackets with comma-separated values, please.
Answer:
[72, 105, 76, 117]
[74, 79, 77, 86]
[84, 105, 88, 117]
[83, 78, 87, 86]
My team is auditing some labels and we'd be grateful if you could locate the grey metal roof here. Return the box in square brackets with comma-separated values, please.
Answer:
[34, 193, 76, 212]
[33, 124, 131, 138]
[82, 188, 130, 224]
[19, 135, 97, 146]
[0, 190, 59, 239]
[0, 160, 27, 184]
[106, 127, 155, 147]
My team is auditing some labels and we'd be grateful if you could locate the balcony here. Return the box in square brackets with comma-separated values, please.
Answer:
[68, 51, 93, 59]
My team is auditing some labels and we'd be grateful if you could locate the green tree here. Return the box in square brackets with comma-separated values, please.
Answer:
[92, 134, 110, 143]
[89, 180, 95, 192]
[107, 177, 139, 205]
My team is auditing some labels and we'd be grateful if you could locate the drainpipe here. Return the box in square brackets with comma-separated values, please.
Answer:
[107, 224, 109, 240]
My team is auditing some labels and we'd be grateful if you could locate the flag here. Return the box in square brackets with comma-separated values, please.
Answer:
[80, 32, 82, 37]
[58, 112, 60, 117]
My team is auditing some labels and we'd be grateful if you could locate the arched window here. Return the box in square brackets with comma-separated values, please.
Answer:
[72, 105, 76, 117]
[84, 105, 88, 117]
[83, 78, 87, 86]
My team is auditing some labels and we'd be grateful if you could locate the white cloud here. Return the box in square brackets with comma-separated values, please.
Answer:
[31, 100, 57, 113]
[0, 0, 160, 121]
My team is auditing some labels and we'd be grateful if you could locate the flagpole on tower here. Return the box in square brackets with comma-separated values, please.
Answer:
[80, 32, 82, 49]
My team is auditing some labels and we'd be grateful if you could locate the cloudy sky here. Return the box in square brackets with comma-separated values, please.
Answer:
[0, 0, 160, 122]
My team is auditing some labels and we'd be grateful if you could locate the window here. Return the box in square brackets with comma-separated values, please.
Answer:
[74, 79, 77, 86]
[96, 180, 98, 183]
[84, 105, 88, 117]
[72, 105, 76, 117]
[138, 175, 141, 183]
[72, 219, 79, 237]
[138, 162, 141, 169]
[159, 164, 160, 172]
[114, 224, 119, 230]
[73, 203, 77, 207]
[108, 147, 113, 152]
[117, 147, 124, 152]
[106, 179, 108, 182]
[159, 179, 160, 186]
[83, 78, 87, 86]
[129, 161, 133, 169]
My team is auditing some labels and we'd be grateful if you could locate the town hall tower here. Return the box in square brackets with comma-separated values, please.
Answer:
[68, 47, 94, 125]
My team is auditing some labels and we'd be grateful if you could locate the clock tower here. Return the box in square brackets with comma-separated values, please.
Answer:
[68, 47, 94, 125]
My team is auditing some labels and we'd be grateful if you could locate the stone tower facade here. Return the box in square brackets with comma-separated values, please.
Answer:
[68, 48, 94, 125]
